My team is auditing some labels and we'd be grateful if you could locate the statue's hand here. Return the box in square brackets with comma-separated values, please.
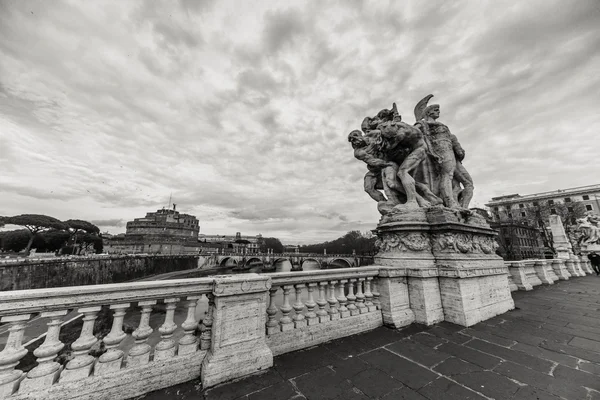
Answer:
[456, 150, 465, 161]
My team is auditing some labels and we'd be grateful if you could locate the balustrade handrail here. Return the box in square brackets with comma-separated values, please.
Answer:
[269, 266, 380, 286]
[0, 277, 214, 316]
[215, 252, 366, 258]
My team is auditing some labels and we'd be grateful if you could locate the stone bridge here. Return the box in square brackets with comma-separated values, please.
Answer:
[204, 252, 373, 271]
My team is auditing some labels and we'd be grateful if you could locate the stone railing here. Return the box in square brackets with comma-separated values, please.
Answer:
[504, 256, 593, 292]
[1, 263, 514, 399]
[265, 267, 382, 355]
[0, 278, 213, 400]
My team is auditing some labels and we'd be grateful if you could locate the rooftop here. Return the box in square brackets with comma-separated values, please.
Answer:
[487, 183, 600, 205]
[136, 276, 600, 400]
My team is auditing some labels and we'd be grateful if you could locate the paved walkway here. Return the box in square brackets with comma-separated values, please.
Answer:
[136, 276, 600, 400]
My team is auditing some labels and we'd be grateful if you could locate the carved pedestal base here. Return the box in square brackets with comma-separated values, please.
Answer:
[374, 206, 514, 327]
[377, 269, 415, 328]
[200, 275, 273, 388]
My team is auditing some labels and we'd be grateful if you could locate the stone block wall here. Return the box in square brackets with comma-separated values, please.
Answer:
[0, 255, 198, 291]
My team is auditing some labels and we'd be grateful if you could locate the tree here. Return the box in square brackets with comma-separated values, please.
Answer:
[64, 219, 100, 255]
[0, 229, 45, 252]
[260, 237, 284, 253]
[2, 215, 68, 255]
[79, 233, 103, 254]
[41, 229, 71, 252]
[299, 231, 377, 255]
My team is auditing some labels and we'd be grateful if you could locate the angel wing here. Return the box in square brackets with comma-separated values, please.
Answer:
[413, 94, 434, 122]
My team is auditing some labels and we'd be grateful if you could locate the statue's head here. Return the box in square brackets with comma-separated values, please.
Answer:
[424, 104, 440, 120]
[348, 130, 367, 149]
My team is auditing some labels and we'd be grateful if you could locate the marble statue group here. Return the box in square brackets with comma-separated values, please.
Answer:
[349, 95, 474, 215]
[577, 213, 600, 245]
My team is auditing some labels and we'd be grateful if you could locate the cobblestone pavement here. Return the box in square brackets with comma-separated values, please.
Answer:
[136, 276, 600, 400]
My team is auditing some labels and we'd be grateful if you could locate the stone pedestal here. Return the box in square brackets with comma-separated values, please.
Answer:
[374, 268, 415, 328]
[572, 258, 587, 276]
[551, 259, 570, 280]
[533, 260, 555, 284]
[565, 259, 583, 277]
[375, 207, 514, 327]
[508, 262, 533, 290]
[407, 268, 444, 325]
[201, 274, 273, 387]
[549, 215, 574, 260]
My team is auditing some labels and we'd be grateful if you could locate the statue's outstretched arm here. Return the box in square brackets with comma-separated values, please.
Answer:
[450, 134, 466, 161]
[354, 149, 391, 169]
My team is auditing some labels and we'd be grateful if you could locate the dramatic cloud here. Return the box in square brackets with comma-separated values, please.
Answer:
[1, 0, 599, 243]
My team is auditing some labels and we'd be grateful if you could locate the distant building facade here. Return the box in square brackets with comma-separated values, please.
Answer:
[486, 184, 600, 223]
[489, 222, 544, 261]
[485, 184, 600, 257]
[198, 232, 263, 254]
[470, 207, 544, 261]
[103, 205, 201, 255]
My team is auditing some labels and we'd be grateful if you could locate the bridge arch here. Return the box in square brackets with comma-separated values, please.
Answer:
[245, 257, 263, 267]
[272, 257, 292, 265]
[218, 256, 238, 268]
[300, 258, 322, 269]
[329, 258, 353, 268]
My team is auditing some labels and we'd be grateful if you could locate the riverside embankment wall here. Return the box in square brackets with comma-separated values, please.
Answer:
[0, 254, 198, 291]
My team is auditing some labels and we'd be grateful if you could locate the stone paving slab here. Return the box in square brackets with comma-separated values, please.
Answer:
[134, 276, 600, 400]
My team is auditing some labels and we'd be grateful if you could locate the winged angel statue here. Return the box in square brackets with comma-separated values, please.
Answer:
[348, 95, 474, 215]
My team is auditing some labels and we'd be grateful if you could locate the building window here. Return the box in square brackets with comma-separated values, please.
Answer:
[568, 207, 574, 212]
[587, 205, 593, 211]
[519, 204, 524, 208]
[521, 212, 526, 217]
[550, 208, 556, 215]
[564, 197, 571, 203]
[571, 217, 577, 224]
[533, 201, 539, 206]
[583, 195, 590, 200]
[548, 200, 554, 205]
[523, 221, 528, 226]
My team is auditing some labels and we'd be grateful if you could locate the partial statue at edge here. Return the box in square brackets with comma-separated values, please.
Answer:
[577, 212, 600, 245]
[348, 95, 474, 215]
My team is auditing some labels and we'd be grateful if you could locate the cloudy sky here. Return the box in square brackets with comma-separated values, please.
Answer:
[1, 0, 599, 244]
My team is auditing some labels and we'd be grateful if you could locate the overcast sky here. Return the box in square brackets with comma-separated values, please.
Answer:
[1, 0, 599, 244]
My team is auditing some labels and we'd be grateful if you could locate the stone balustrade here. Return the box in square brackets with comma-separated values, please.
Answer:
[0, 278, 213, 400]
[0, 260, 551, 400]
[265, 267, 382, 355]
[504, 256, 593, 292]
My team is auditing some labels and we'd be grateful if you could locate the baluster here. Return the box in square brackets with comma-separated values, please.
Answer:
[266, 288, 280, 334]
[347, 279, 358, 315]
[292, 284, 307, 328]
[127, 301, 156, 367]
[20, 310, 67, 392]
[371, 278, 381, 309]
[0, 314, 31, 397]
[279, 285, 294, 331]
[337, 279, 350, 318]
[327, 280, 340, 320]
[61, 306, 101, 381]
[178, 296, 200, 355]
[96, 303, 129, 375]
[154, 298, 179, 361]
[200, 294, 214, 351]
[364, 277, 375, 312]
[305, 283, 318, 325]
[355, 278, 367, 313]
[316, 281, 329, 323]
